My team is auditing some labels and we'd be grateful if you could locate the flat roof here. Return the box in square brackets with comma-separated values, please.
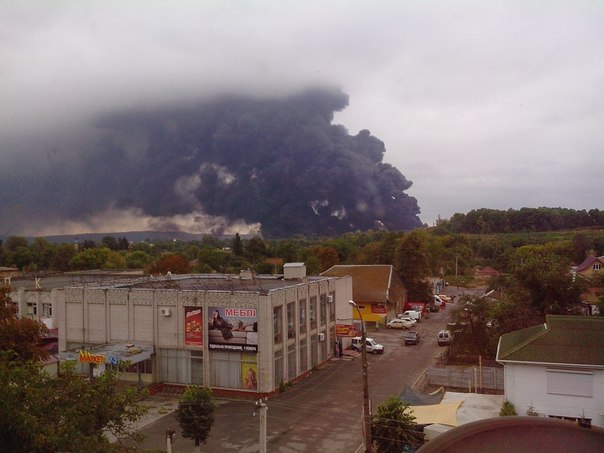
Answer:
[60, 342, 154, 365]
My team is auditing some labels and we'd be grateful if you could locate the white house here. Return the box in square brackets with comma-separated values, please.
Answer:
[496, 315, 604, 428]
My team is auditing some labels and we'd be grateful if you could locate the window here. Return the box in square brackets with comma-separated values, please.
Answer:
[287, 302, 296, 339]
[274, 306, 283, 344]
[594, 263, 601, 271]
[547, 369, 593, 397]
[159, 349, 203, 385]
[299, 299, 306, 332]
[310, 296, 317, 329]
[320, 295, 327, 326]
[329, 292, 336, 322]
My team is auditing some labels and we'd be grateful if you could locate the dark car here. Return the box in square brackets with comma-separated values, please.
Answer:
[404, 331, 420, 345]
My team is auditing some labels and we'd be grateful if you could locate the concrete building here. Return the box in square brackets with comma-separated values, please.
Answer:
[53, 264, 352, 393]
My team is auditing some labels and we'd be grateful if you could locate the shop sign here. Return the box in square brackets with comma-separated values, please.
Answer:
[184, 307, 203, 346]
[371, 303, 387, 314]
[79, 350, 105, 364]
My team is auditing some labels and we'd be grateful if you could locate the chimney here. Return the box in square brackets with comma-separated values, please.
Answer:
[283, 262, 306, 280]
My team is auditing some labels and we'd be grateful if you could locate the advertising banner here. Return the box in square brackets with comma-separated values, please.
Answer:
[208, 307, 258, 352]
[241, 354, 258, 390]
[184, 307, 203, 346]
[336, 324, 358, 337]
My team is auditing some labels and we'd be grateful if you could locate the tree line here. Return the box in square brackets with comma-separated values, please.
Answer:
[435, 207, 604, 234]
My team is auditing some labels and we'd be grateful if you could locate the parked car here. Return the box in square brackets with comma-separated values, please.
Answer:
[351, 337, 384, 354]
[437, 329, 452, 346]
[387, 318, 415, 329]
[437, 294, 452, 303]
[404, 331, 421, 345]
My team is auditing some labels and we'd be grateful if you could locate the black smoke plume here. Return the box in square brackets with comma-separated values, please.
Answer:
[0, 88, 422, 237]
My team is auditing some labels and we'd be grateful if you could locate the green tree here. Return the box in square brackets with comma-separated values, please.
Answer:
[371, 396, 424, 452]
[69, 247, 111, 270]
[394, 231, 433, 300]
[0, 356, 148, 452]
[232, 233, 244, 256]
[449, 295, 497, 358]
[126, 250, 151, 269]
[102, 236, 119, 251]
[176, 386, 216, 452]
[10, 245, 33, 270]
[51, 243, 77, 271]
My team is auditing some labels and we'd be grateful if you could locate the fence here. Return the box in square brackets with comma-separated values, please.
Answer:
[428, 365, 504, 392]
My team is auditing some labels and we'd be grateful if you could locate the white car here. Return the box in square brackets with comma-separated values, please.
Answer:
[351, 337, 384, 354]
[387, 318, 415, 329]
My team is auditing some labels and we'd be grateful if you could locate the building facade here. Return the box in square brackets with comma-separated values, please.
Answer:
[56, 265, 352, 393]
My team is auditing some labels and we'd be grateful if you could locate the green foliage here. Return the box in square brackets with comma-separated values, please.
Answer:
[449, 295, 497, 358]
[69, 247, 111, 270]
[0, 287, 49, 362]
[394, 231, 433, 300]
[500, 399, 517, 416]
[526, 403, 539, 416]
[126, 250, 152, 269]
[371, 396, 424, 452]
[0, 356, 148, 452]
[176, 386, 216, 447]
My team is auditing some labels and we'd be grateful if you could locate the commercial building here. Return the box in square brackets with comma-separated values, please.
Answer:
[54, 263, 352, 393]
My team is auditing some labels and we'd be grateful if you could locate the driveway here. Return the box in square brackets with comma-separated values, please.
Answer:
[126, 295, 457, 452]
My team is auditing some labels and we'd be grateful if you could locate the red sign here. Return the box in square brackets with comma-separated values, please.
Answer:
[79, 350, 105, 364]
[185, 307, 203, 346]
[336, 324, 358, 337]
[371, 303, 387, 314]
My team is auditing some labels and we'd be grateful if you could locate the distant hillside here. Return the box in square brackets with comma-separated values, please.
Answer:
[1, 231, 252, 244]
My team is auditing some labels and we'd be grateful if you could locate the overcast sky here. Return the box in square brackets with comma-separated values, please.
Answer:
[2, 0, 603, 234]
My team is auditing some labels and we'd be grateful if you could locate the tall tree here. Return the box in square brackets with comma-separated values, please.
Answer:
[176, 386, 216, 453]
[394, 231, 433, 300]
[232, 233, 244, 256]
[371, 396, 424, 452]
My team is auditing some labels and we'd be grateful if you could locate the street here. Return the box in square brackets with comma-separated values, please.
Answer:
[128, 294, 458, 452]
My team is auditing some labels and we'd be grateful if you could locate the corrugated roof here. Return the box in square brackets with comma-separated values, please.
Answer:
[497, 315, 604, 366]
[321, 265, 400, 303]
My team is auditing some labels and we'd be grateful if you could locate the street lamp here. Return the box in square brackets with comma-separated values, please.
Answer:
[349, 300, 373, 453]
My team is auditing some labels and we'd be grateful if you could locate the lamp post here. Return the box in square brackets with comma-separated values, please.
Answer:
[349, 300, 373, 453]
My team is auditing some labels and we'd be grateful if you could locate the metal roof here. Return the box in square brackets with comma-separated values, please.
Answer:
[497, 315, 604, 367]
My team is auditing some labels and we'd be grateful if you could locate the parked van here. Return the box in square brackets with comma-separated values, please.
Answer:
[400, 310, 421, 323]
[437, 330, 452, 346]
[351, 337, 384, 354]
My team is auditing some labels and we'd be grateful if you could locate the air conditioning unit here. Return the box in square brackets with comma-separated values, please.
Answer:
[327, 295, 334, 303]
[160, 308, 171, 317]
[319, 332, 325, 341]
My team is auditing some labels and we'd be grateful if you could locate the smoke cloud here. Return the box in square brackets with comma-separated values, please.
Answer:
[0, 88, 422, 238]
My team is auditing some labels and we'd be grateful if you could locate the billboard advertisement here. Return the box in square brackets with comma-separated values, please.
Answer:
[184, 307, 203, 346]
[208, 307, 258, 352]
[336, 324, 358, 337]
[241, 354, 258, 390]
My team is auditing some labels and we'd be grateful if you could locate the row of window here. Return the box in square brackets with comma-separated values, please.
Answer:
[273, 293, 335, 344]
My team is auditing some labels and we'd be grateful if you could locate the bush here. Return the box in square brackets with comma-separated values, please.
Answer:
[499, 399, 517, 416]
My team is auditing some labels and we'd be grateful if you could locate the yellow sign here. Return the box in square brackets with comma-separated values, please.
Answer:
[79, 350, 105, 364]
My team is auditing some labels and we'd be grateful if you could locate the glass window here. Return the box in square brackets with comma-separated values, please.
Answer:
[287, 302, 296, 339]
[329, 292, 336, 321]
[299, 299, 306, 332]
[320, 295, 327, 326]
[299, 338, 308, 373]
[274, 306, 283, 344]
[159, 349, 203, 385]
[310, 296, 317, 329]
[274, 349, 284, 387]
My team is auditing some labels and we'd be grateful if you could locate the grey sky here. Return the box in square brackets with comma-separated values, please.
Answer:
[1, 0, 603, 234]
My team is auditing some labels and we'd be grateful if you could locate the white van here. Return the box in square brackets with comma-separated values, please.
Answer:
[401, 310, 421, 323]
[351, 337, 384, 354]
[437, 330, 452, 346]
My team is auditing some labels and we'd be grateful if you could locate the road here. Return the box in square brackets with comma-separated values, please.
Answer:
[127, 292, 460, 452]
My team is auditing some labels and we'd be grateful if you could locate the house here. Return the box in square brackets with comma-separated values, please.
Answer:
[321, 264, 407, 326]
[575, 255, 604, 280]
[473, 266, 500, 280]
[496, 315, 604, 428]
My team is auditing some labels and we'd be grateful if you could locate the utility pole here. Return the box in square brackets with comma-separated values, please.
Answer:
[255, 398, 268, 453]
[165, 429, 175, 453]
[349, 300, 373, 453]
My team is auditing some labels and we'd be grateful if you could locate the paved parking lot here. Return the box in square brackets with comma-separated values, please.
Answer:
[126, 294, 459, 452]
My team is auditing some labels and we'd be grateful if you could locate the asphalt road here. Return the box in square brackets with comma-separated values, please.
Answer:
[127, 292, 461, 452]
